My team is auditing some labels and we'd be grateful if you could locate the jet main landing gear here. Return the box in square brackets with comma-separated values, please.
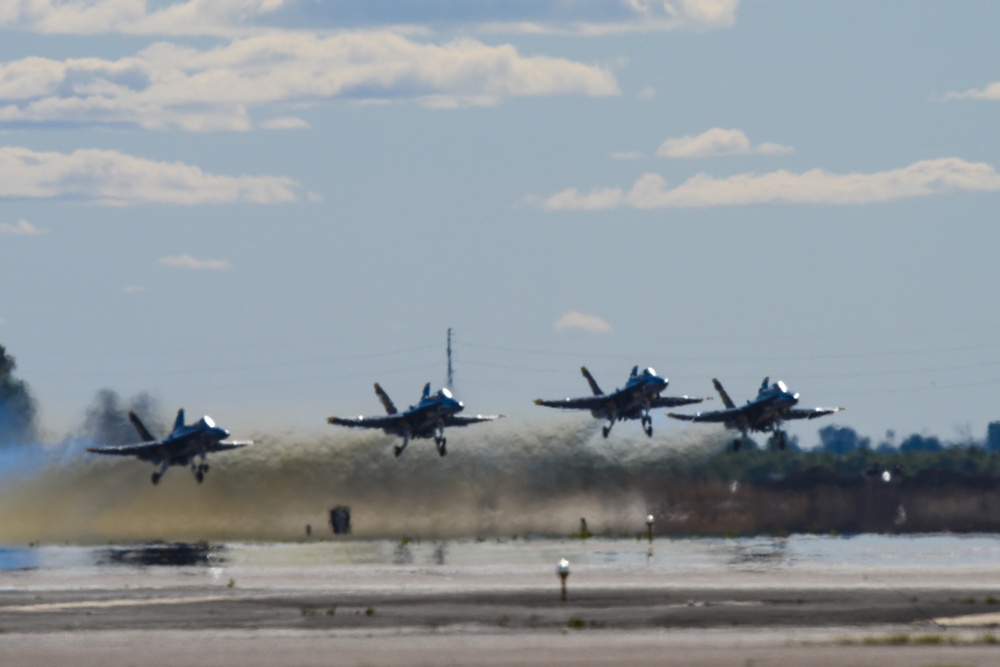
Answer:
[192, 462, 209, 483]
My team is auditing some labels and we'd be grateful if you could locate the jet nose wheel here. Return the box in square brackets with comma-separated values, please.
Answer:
[151, 472, 161, 485]
[196, 470, 205, 483]
[437, 438, 447, 457]
[733, 439, 742, 452]
[394, 445, 403, 457]
[602, 425, 610, 438]
[644, 424, 654, 437]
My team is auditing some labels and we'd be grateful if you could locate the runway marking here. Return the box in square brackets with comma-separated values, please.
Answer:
[934, 612, 1000, 627]
[7, 595, 251, 613]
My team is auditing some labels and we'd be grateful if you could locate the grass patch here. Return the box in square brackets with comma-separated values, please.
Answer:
[326, 605, 337, 617]
[567, 617, 586, 629]
[863, 633, 911, 645]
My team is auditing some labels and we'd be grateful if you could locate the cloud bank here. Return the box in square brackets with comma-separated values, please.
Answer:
[0, 33, 619, 130]
[158, 255, 232, 270]
[0, 220, 46, 235]
[944, 81, 1000, 101]
[0, 0, 739, 37]
[555, 311, 612, 334]
[657, 128, 793, 158]
[543, 158, 1000, 210]
[0, 147, 301, 205]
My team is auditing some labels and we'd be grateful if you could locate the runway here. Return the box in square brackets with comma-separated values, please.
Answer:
[3, 536, 1000, 666]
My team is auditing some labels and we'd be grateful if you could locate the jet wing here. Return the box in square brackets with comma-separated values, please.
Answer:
[534, 396, 608, 411]
[87, 441, 165, 459]
[649, 395, 708, 409]
[443, 414, 503, 427]
[327, 415, 402, 429]
[208, 440, 253, 451]
[667, 408, 739, 423]
[785, 407, 845, 420]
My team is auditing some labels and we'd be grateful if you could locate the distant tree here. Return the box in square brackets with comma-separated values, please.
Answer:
[817, 425, 870, 454]
[0, 344, 38, 445]
[986, 422, 1000, 452]
[899, 433, 945, 453]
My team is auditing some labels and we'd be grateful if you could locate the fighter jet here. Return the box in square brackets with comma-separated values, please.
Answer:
[87, 409, 252, 485]
[328, 382, 501, 457]
[667, 377, 844, 451]
[534, 366, 707, 438]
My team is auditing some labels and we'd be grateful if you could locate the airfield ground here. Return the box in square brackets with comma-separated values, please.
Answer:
[3, 539, 1000, 666]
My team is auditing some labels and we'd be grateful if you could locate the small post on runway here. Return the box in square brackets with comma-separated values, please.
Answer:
[556, 558, 570, 601]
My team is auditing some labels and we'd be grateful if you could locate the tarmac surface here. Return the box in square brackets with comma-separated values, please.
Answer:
[3, 536, 1000, 666]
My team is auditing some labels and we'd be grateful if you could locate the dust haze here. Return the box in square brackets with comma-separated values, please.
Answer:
[0, 417, 728, 544]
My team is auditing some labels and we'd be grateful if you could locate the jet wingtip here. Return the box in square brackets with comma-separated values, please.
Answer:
[533, 399, 544, 405]
[326, 417, 337, 424]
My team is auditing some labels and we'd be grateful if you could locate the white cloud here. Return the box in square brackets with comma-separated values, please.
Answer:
[0, 146, 301, 205]
[157, 254, 232, 270]
[0, 219, 47, 235]
[544, 187, 624, 211]
[261, 116, 310, 130]
[543, 158, 1000, 210]
[0, 33, 618, 130]
[657, 128, 794, 158]
[944, 81, 1000, 101]
[0, 0, 738, 37]
[611, 151, 644, 160]
[554, 311, 612, 334]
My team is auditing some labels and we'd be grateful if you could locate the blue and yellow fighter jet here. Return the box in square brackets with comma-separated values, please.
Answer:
[534, 366, 707, 438]
[87, 409, 252, 485]
[668, 377, 844, 451]
[328, 382, 501, 457]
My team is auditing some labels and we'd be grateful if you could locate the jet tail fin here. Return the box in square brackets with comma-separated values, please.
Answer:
[580, 367, 603, 395]
[374, 383, 398, 415]
[760, 377, 770, 392]
[712, 379, 736, 409]
[421, 383, 431, 400]
[128, 411, 156, 442]
[173, 408, 185, 433]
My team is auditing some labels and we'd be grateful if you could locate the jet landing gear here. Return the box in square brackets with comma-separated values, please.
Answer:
[151, 462, 170, 485]
[394, 437, 410, 457]
[192, 462, 209, 483]
[602, 423, 612, 438]
[774, 431, 788, 451]
[641, 415, 653, 438]
[435, 436, 447, 457]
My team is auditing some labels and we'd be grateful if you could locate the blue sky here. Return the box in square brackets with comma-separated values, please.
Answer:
[1, 0, 999, 445]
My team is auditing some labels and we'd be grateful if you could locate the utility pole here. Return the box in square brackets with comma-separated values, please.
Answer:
[446, 328, 454, 388]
